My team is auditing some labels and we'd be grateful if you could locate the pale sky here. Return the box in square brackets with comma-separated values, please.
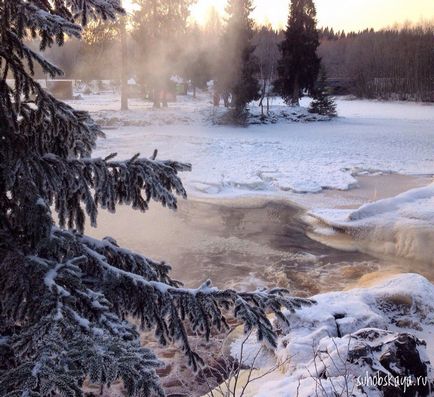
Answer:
[123, 0, 434, 31]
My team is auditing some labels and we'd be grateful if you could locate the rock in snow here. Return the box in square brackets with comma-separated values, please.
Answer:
[230, 273, 434, 397]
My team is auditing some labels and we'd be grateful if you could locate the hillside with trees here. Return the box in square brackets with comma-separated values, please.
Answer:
[35, 4, 433, 104]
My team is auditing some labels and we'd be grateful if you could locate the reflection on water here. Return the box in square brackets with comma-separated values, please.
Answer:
[86, 196, 417, 297]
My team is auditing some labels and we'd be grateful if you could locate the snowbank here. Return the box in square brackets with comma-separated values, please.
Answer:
[309, 183, 434, 264]
[229, 273, 434, 397]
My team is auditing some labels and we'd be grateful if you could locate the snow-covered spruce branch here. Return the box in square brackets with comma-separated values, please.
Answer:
[3, 31, 64, 78]
[76, 233, 180, 286]
[0, 227, 314, 395]
[0, 77, 102, 159]
[1, 0, 122, 77]
[61, 228, 315, 355]
[1, 319, 165, 397]
[0, 247, 165, 395]
[4, 152, 191, 234]
[3, 0, 123, 44]
[20, 3, 82, 41]
[0, 0, 123, 159]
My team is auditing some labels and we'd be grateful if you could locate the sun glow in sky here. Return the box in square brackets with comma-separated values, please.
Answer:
[123, 0, 434, 31]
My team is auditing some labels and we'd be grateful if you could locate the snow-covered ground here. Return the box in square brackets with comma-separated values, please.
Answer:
[227, 273, 434, 397]
[308, 183, 434, 265]
[67, 92, 434, 200]
[69, 91, 434, 267]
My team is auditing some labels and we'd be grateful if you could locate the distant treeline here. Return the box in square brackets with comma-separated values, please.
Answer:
[38, 18, 434, 102]
[318, 25, 434, 101]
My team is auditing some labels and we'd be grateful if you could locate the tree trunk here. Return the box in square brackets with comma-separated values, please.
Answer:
[213, 92, 220, 106]
[291, 74, 300, 106]
[259, 80, 266, 117]
[120, 13, 128, 111]
[153, 88, 160, 108]
[223, 92, 230, 107]
[152, 87, 160, 108]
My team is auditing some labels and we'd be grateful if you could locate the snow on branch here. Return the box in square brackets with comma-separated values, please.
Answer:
[0, 1, 125, 161]
[16, 226, 315, 375]
[0, 322, 165, 397]
[0, 77, 101, 160]
[4, 152, 191, 234]
[1, 224, 314, 395]
[78, 233, 180, 286]
[50, 228, 315, 368]
[21, 3, 82, 39]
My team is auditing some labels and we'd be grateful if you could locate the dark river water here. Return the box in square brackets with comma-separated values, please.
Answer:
[88, 196, 400, 297]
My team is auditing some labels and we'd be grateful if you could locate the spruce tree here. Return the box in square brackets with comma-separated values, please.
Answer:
[309, 67, 337, 117]
[183, 25, 211, 98]
[274, 0, 320, 105]
[131, 0, 194, 108]
[217, 0, 260, 115]
[0, 1, 312, 395]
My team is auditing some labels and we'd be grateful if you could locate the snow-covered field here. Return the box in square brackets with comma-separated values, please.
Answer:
[68, 92, 434, 200]
[69, 91, 434, 267]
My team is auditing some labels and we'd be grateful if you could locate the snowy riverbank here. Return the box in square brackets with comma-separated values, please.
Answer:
[80, 91, 434, 270]
[67, 92, 434, 201]
[308, 182, 434, 265]
[227, 273, 434, 397]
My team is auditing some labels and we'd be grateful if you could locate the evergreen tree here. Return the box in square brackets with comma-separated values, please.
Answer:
[183, 24, 212, 98]
[131, 0, 194, 108]
[75, 20, 119, 81]
[274, 0, 320, 105]
[217, 0, 260, 115]
[0, 1, 312, 395]
[309, 67, 337, 117]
